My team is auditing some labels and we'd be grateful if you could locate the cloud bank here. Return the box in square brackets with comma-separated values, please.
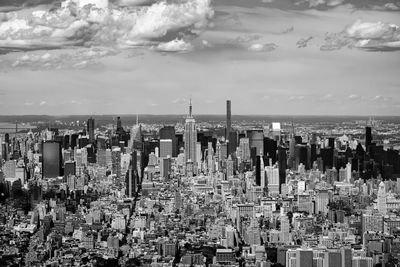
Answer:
[0, 0, 214, 52]
[320, 20, 400, 51]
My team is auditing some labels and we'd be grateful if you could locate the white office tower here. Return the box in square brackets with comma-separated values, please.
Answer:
[184, 99, 197, 167]
[266, 165, 280, 196]
[271, 122, 281, 141]
[155, 147, 159, 158]
[207, 142, 214, 174]
[315, 190, 329, 215]
[377, 181, 387, 215]
[346, 162, 352, 182]
[239, 138, 250, 162]
[196, 142, 202, 168]
[226, 155, 234, 178]
[280, 214, 290, 244]
[260, 155, 265, 188]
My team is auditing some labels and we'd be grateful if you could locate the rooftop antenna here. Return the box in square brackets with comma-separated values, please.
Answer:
[189, 97, 192, 117]
[136, 113, 139, 126]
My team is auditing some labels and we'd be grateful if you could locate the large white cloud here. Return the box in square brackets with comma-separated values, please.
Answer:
[320, 20, 400, 51]
[129, 0, 213, 39]
[346, 20, 399, 40]
[156, 38, 192, 52]
[346, 20, 400, 50]
[0, 0, 213, 51]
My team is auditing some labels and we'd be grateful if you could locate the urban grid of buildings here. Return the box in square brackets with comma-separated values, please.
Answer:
[0, 100, 400, 267]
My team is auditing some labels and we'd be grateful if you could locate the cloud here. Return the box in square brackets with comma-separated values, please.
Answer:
[128, 0, 213, 40]
[113, 0, 157, 6]
[296, 37, 313, 48]
[295, 0, 345, 7]
[71, 100, 82, 104]
[371, 95, 388, 102]
[322, 20, 400, 52]
[383, 3, 400, 10]
[289, 95, 305, 101]
[39, 101, 46, 106]
[347, 94, 361, 101]
[24, 101, 34, 106]
[156, 39, 193, 52]
[346, 20, 400, 51]
[320, 32, 350, 51]
[172, 98, 188, 105]
[5, 47, 118, 70]
[321, 94, 334, 101]
[248, 43, 278, 52]
[0, 0, 213, 53]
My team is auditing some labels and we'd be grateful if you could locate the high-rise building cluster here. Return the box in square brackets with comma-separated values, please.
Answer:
[0, 102, 399, 266]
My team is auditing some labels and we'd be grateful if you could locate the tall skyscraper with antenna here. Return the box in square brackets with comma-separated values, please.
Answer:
[184, 99, 197, 166]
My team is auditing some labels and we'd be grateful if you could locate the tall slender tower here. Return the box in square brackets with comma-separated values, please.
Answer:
[87, 117, 95, 143]
[365, 126, 372, 150]
[184, 99, 197, 165]
[226, 100, 231, 140]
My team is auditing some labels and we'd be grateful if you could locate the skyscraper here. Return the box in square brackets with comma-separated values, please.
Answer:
[160, 139, 173, 158]
[226, 100, 231, 141]
[64, 160, 76, 181]
[131, 124, 143, 151]
[255, 155, 261, 186]
[278, 146, 287, 188]
[184, 99, 197, 166]
[160, 126, 177, 157]
[365, 126, 372, 150]
[377, 181, 387, 215]
[126, 166, 137, 198]
[87, 117, 95, 143]
[42, 141, 62, 178]
[239, 138, 250, 162]
[266, 165, 280, 195]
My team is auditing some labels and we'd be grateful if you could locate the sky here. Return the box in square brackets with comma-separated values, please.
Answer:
[0, 0, 399, 116]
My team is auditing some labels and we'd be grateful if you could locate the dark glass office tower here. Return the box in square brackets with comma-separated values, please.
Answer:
[87, 117, 95, 143]
[255, 155, 261, 186]
[226, 100, 231, 141]
[64, 160, 76, 181]
[263, 137, 277, 164]
[70, 134, 79, 149]
[42, 141, 62, 178]
[228, 131, 237, 156]
[365, 126, 372, 150]
[63, 135, 70, 149]
[160, 126, 177, 157]
[278, 146, 287, 187]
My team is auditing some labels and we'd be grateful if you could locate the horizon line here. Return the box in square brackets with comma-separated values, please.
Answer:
[0, 114, 398, 118]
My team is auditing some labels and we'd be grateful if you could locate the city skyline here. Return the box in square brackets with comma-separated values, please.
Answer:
[1, 0, 400, 266]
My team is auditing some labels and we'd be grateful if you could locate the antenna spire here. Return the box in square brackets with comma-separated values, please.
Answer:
[189, 98, 192, 117]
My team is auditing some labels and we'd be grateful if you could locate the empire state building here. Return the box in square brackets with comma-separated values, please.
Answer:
[184, 99, 197, 166]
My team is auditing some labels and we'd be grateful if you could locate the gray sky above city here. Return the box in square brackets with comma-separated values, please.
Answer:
[0, 0, 399, 116]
